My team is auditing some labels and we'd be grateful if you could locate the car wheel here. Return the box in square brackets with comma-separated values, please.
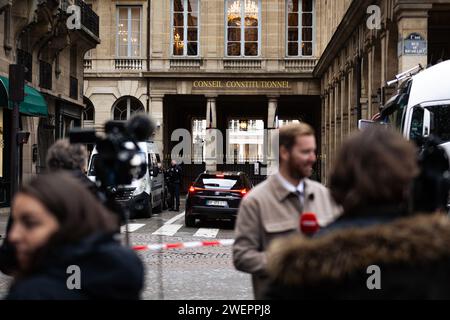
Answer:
[127, 209, 136, 220]
[141, 200, 152, 219]
[154, 197, 163, 214]
[185, 213, 196, 227]
[162, 189, 168, 210]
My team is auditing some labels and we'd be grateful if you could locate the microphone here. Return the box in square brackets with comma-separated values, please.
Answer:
[300, 212, 320, 236]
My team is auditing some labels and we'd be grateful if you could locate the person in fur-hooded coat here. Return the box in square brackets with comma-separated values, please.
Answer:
[264, 127, 450, 299]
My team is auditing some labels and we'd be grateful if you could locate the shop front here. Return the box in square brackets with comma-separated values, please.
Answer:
[0, 76, 48, 206]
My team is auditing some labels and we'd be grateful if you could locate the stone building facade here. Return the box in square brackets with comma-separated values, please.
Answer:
[317, 0, 450, 184]
[84, 0, 350, 187]
[0, 0, 99, 206]
[84, 0, 450, 188]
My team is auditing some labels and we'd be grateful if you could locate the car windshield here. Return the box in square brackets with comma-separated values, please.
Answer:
[429, 104, 450, 142]
[194, 175, 243, 190]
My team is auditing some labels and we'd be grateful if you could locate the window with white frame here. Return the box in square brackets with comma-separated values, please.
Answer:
[112, 97, 145, 121]
[287, 0, 314, 57]
[117, 7, 141, 57]
[172, 0, 199, 56]
[226, 0, 260, 57]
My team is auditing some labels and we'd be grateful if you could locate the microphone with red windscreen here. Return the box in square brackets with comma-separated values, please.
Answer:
[300, 212, 320, 236]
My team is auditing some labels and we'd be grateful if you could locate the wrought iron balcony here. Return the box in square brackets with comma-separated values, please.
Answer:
[76, 0, 99, 38]
[17, 49, 33, 82]
[74, 0, 99, 38]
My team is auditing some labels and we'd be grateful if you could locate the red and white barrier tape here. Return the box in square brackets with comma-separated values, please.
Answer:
[133, 239, 235, 251]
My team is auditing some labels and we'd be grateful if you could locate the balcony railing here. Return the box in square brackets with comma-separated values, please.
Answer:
[39, 60, 52, 90]
[17, 49, 32, 82]
[115, 58, 143, 70]
[170, 59, 202, 69]
[75, 0, 99, 38]
[284, 58, 318, 72]
[70, 76, 78, 99]
[83, 59, 92, 70]
[223, 59, 262, 70]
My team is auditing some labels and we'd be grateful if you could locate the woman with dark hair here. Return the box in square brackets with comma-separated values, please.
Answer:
[264, 127, 450, 299]
[5, 172, 144, 300]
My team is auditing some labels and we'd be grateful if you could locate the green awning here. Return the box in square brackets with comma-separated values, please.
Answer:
[0, 76, 48, 117]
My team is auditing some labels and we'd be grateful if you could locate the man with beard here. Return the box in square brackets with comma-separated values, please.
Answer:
[233, 122, 341, 299]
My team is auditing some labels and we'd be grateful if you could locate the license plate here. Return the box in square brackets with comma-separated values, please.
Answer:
[207, 200, 227, 207]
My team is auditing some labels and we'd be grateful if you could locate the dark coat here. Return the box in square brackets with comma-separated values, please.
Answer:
[166, 165, 182, 185]
[264, 213, 450, 299]
[6, 233, 144, 300]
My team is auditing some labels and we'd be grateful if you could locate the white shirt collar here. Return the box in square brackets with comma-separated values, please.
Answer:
[276, 172, 304, 194]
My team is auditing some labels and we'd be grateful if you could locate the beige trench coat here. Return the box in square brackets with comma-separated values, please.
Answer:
[232, 174, 341, 299]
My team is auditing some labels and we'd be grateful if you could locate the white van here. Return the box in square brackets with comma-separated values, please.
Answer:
[367, 60, 450, 156]
[87, 141, 166, 218]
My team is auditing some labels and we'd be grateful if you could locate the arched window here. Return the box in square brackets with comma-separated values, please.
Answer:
[112, 96, 145, 120]
[82, 97, 95, 127]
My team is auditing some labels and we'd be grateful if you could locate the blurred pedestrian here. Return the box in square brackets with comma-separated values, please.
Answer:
[233, 123, 341, 299]
[46, 139, 97, 195]
[167, 159, 182, 212]
[5, 172, 144, 300]
[46, 138, 124, 226]
[265, 127, 450, 299]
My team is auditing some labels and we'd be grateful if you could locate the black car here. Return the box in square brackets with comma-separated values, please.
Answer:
[185, 171, 253, 227]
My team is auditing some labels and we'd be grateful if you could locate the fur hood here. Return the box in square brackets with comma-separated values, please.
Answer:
[267, 213, 450, 287]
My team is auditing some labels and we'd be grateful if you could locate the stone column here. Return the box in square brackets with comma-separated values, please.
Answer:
[380, 30, 388, 86]
[334, 80, 340, 152]
[324, 90, 330, 183]
[397, 10, 429, 72]
[341, 71, 348, 139]
[367, 46, 374, 117]
[321, 94, 328, 184]
[328, 86, 334, 178]
[348, 67, 354, 132]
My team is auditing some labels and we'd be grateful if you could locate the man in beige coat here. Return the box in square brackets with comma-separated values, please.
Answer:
[233, 123, 341, 299]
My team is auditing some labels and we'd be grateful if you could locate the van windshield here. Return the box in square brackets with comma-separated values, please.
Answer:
[429, 104, 450, 142]
[87, 152, 147, 177]
[88, 154, 98, 176]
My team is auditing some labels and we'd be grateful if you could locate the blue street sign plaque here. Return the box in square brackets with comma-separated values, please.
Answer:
[402, 33, 427, 56]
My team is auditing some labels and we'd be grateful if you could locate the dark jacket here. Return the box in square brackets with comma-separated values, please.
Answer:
[6, 233, 144, 300]
[166, 165, 182, 185]
[265, 213, 450, 299]
[1, 171, 122, 276]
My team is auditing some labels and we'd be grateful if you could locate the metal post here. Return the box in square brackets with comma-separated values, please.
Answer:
[10, 101, 19, 196]
[9, 64, 24, 199]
